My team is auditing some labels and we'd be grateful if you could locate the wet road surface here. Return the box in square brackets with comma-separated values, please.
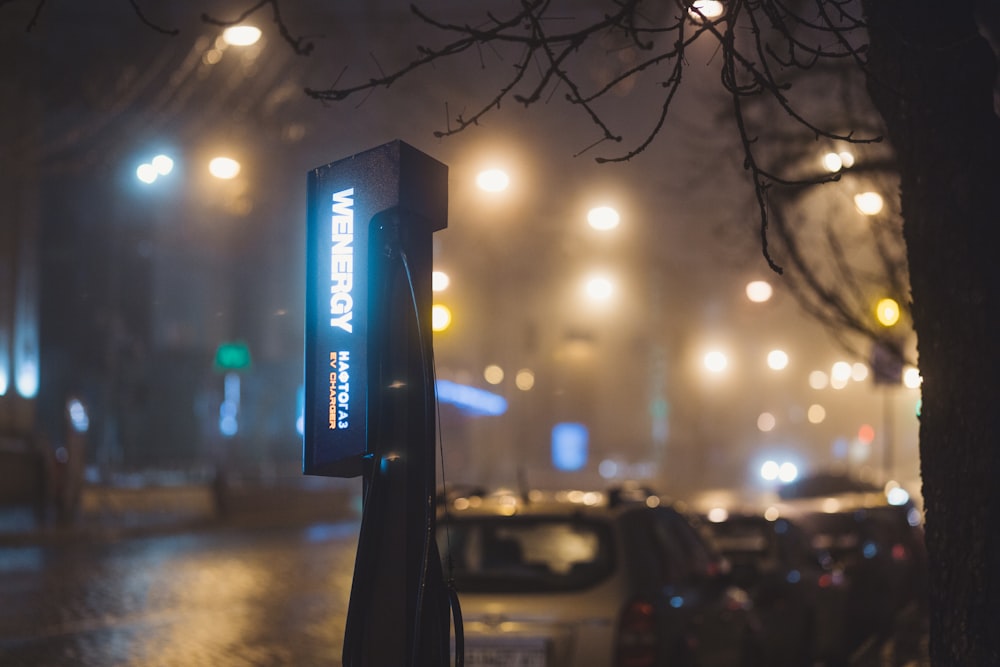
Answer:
[0, 520, 360, 666]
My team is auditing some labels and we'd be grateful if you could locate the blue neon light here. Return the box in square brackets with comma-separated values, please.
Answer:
[435, 380, 507, 416]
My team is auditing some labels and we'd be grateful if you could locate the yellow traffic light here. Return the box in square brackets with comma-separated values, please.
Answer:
[876, 298, 901, 327]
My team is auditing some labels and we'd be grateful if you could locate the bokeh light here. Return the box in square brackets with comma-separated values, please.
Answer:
[476, 168, 510, 192]
[585, 275, 614, 301]
[515, 369, 535, 391]
[703, 350, 728, 374]
[807, 404, 826, 424]
[483, 364, 504, 385]
[432, 271, 450, 292]
[222, 25, 262, 46]
[587, 206, 620, 230]
[431, 304, 452, 332]
[809, 370, 829, 390]
[209, 156, 241, 179]
[689, 0, 724, 19]
[757, 412, 776, 432]
[745, 280, 773, 303]
[854, 191, 884, 215]
[767, 349, 789, 371]
[876, 298, 901, 327]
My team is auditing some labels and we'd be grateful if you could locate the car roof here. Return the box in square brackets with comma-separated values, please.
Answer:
[437, 485, 668, 519]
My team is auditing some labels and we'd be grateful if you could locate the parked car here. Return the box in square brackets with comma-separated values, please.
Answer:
[785, 491, 929, 663]
[702, 509, 851, 666]
[436, 486, 763, 667]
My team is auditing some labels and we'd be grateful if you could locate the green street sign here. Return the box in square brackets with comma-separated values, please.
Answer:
[215, 341, 252, 370]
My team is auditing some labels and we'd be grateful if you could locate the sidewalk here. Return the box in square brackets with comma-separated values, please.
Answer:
[0, 477, 362, 546]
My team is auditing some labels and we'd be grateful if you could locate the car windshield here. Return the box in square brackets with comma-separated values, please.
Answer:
[436, 515, 616, 593]
[708, 519, 772, 560]
[798, 507, 913, 561]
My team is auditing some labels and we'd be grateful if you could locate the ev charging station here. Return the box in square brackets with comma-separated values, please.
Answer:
[304, 141, 456, 666]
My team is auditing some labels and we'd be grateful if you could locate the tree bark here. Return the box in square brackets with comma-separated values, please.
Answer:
[862, 2, 1000, 664]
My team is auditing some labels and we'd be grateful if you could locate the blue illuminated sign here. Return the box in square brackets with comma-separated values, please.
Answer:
[552, 422, 589, 471]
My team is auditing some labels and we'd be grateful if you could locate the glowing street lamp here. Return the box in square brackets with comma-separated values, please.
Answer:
[767, 349, 789, 371]
[476, 168, 509, 192]
[703, 350, 728, 374]
[136, 153, 174, 184]
[222, 25, 262, 46]
[584, 275, 614, 301]
[854, 191, 884, 216]
[587, 206, 620, 231]
[745, 280, 773, 303]
[689, 0, 724, 19]
[209, 156, 241, 179]
[822, 150, 855, 172]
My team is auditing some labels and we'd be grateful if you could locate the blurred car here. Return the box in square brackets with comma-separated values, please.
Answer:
[777, 489, 929, 663]
[702, 509, 851, 666]
[436, 486, 763, 667]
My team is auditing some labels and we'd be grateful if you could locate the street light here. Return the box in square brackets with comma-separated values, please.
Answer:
[703, 350, 728, 373]
[136, 153, 175, 184]
[854, 191, 884, 215]
[584, 275, 614, 301]
[821, 150, 855, 172]
[483, 364, 504, 385]
[586, 206, 620, 231]
[766, 349, 789, 370]
[476, 168, 510, 192]
[209, 156, 241, 179]
[745, 280, 773, 303]
[689, 0, 724, 20]
[903, 367, 922, 389]
[222, 25, 262, 47]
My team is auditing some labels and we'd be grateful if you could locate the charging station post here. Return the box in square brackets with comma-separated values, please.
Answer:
[304, 141, 453, 666]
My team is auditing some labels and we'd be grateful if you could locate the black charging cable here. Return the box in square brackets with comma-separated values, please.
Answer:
[399, 247, 464, 667]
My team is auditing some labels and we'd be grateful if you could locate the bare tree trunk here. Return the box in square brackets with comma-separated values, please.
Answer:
[862, 2, 1000, 664]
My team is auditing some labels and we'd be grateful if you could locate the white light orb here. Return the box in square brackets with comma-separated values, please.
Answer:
[222, 25, 262, 46]
[767, 349, 789, 371]
[807, 404, 826, 424]
[822, 152, 843, 172]
[151, 154, 174, 175]
[585, 276, 614, 301]
[778, 462, 799, 483]
[136, 163, 157, 184]
[483, 364, 504, 385]
[476, 169, 509, 192]
[515, 369, 535, 391]
[587, 206, 620, 231]
[809, 370, 829, 390]
[757, 412, 776, 432]
[431, 304, 452, 332]
[854, 191, 884, 215]
[209, 156, 241, 179]
[703, 350, 728, 374]
[432, 271, 450, 292]
[745, 280, 773, 303]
